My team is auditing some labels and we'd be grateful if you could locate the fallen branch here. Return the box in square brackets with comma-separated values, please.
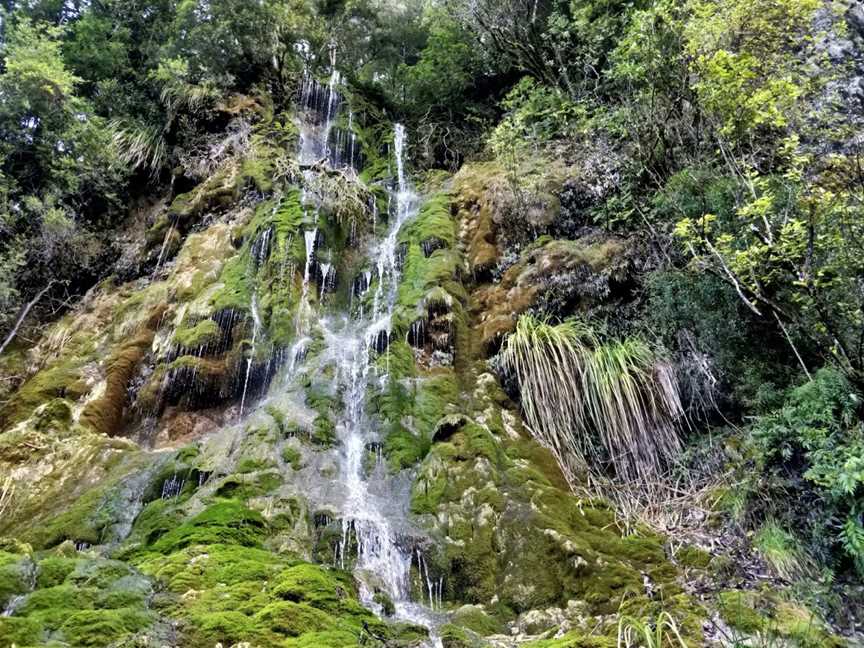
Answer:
[0, 280, 57, 357]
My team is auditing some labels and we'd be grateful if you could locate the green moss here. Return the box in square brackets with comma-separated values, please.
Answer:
[281, 445, 303, 470]
[373, 591, 395, 616]
[212, 472, 281, 500]
[272, 564, 358, 614]
[174, 319, 221, 349]
[67, 559, 139, 591]
[0, 552, 32, 607]
[18, 456, 151, 548]
[254, 600, 332, 636]
[439, 623, 474, 648]
[399, 192, 456, 248]
[0, 617, 43, 648]
[0, 360, 88, 427]
[180, 610, 264, 648]
[414, 373, 460, 437]
[384, 426, 430, 470]
[210, 254, 252, 313]
[20, 584, 98, 620]
[312, 415, 336, 447]
[168, 165, 242, 226]
[522, 633, 615, 648]
[35, 556, 78, 588]
[236, 457, 275, 473]
[451, 605, 505, 636]
[147, 501, 267, 554]
[676, 545, 712, 570]
[33, 398, 73, 431]
[717, 590, 765, 634]
[143, 544, 275, 589]
[81, 326, 161, 436]
[122, 498, 183, 549]
[283, 629, 363, 648]
[716, 589, 843, 647]
[60, 607, 152, 647]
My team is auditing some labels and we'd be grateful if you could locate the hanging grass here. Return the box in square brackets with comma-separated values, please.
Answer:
[500, 315, 683, 488]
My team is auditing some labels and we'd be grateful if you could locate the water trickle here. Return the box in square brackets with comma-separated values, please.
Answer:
[251, 227, 273, 269]
[153, 222, 176, 276]
[319, 262, 333, 301]
[239, 294, 263, 418]
[161, 474, 185, 499]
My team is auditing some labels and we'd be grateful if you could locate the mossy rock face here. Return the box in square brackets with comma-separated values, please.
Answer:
[471, 235, 629, 353]
[717, 589, 846, 647]
[145, 500, 268, 554]
[407, 374, 703, 641]
[0, 550, 155, 648]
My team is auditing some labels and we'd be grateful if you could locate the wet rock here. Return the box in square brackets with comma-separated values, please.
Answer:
[153, 410, 222, 448]
[472, 235, 629, 353]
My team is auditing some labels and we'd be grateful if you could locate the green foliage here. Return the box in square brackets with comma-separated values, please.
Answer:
[401, 8, 479, 114]
[684, 0, 819, 142]
[490, 78, 586, 157]
[750, 368, 864, 576]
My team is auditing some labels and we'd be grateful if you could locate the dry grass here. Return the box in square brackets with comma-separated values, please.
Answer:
[501, 315, 684, 491]
[0, 476, 15, 522]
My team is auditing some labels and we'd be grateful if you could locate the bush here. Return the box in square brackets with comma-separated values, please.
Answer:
[749, 368, 864, 576]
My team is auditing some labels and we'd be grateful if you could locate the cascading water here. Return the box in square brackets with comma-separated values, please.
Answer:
[233, 54, 449, 642]
[315, 124, 440, 639]
[290, 77, 444, 642]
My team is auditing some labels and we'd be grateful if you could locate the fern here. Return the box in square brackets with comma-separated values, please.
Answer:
[841, 515, 864, 576]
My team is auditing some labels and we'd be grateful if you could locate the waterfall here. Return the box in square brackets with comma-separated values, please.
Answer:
[287, 115, 443, 641]
[296, 228, 318, 335]
[160, 474, 185, 499]
[319, 262, 332, 301]
[287, 62, 444, 641]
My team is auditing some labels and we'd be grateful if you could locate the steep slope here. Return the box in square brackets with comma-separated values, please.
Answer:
[0, 70, 848, 648]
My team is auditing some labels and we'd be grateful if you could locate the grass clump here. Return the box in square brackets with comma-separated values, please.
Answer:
[500, 315, 683, 487]
[753, 520, 809, 580]
[617, 611, 686, 648]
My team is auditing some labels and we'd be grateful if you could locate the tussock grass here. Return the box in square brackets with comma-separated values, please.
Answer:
[111, 122, 168, 173]
[618, 611, 687, 648]
[501, 315, 683, 489]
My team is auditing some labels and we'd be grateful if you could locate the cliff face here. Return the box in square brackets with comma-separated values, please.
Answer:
[0, 76, 846, 648]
